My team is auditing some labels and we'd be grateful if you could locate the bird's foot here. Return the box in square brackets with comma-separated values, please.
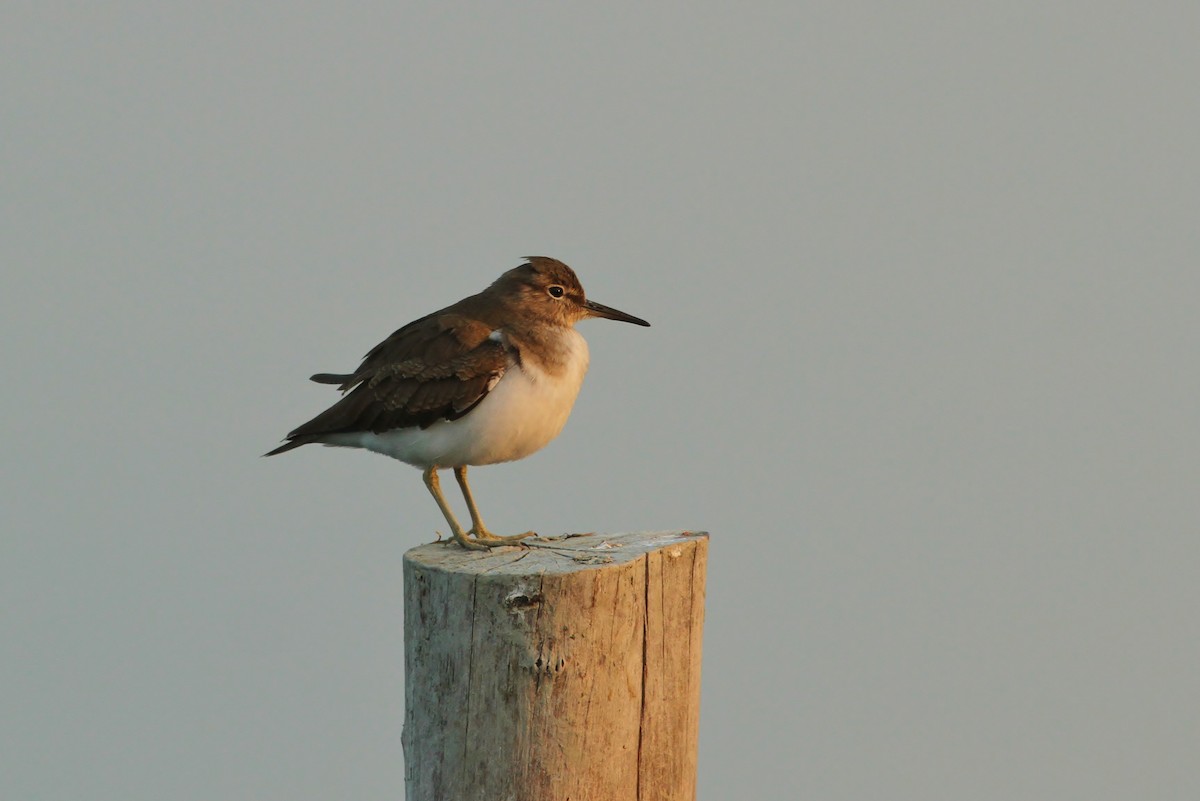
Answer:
[469, 528, 537, 546]
[448, 529, 490, 551]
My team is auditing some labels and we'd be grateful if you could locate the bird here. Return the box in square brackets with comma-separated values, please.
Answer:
[266, 256, 650, 551]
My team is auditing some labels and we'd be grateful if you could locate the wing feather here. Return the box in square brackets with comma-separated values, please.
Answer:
[273, 311, 510, 447]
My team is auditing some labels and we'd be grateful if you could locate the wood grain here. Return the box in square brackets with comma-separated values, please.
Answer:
[402, 530, 708, 801]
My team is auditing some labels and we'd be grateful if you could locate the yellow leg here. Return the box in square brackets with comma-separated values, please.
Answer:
[422, 467, 486, 551]
[453, 466, 535, 544]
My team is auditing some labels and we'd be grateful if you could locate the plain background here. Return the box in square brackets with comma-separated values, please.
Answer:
[4, 3, 1198, 799]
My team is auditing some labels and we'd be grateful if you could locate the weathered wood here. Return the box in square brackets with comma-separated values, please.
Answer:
[402, 530, 708, 801]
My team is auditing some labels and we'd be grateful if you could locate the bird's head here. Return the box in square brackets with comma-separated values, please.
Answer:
[491, 257, 650, 329]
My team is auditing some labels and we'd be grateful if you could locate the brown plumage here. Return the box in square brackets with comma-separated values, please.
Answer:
[265, 312, 509, 455]
[266, 257, 618, 455]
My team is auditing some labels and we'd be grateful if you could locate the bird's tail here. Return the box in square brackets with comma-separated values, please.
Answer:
[263, 435, 319, 457]
[310, 373, 354, 385]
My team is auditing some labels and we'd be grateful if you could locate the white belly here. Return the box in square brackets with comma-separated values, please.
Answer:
[344, 330, 590, 468]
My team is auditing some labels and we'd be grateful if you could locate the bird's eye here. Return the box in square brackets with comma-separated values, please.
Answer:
[547, 285, 565, 299]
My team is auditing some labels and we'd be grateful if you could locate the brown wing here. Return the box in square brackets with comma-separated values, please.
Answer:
[266, 311, 510, 454]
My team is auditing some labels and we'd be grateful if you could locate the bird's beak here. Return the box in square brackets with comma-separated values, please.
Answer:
[583, 299, 651, 327]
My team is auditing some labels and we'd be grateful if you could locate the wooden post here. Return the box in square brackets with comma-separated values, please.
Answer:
[402, 530, 708, 801]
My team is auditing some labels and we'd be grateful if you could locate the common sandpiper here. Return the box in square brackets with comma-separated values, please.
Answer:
[266, 257, 650, 551]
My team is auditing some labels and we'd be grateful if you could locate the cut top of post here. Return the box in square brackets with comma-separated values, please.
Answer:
[403, 530, 707, 576]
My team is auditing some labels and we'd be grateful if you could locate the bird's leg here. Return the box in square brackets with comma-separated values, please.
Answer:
[453, 466, 536, 543]
[422, 467, 486, 551]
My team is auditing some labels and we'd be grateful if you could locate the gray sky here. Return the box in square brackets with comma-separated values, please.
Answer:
[4, 3, 1198, 799]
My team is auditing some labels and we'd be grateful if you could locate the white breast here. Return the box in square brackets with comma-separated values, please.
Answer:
[350, 329, 590, 468]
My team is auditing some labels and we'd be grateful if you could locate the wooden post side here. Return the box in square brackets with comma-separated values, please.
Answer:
[639, 535, 708, 800]
[402, 531, 708, 801]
